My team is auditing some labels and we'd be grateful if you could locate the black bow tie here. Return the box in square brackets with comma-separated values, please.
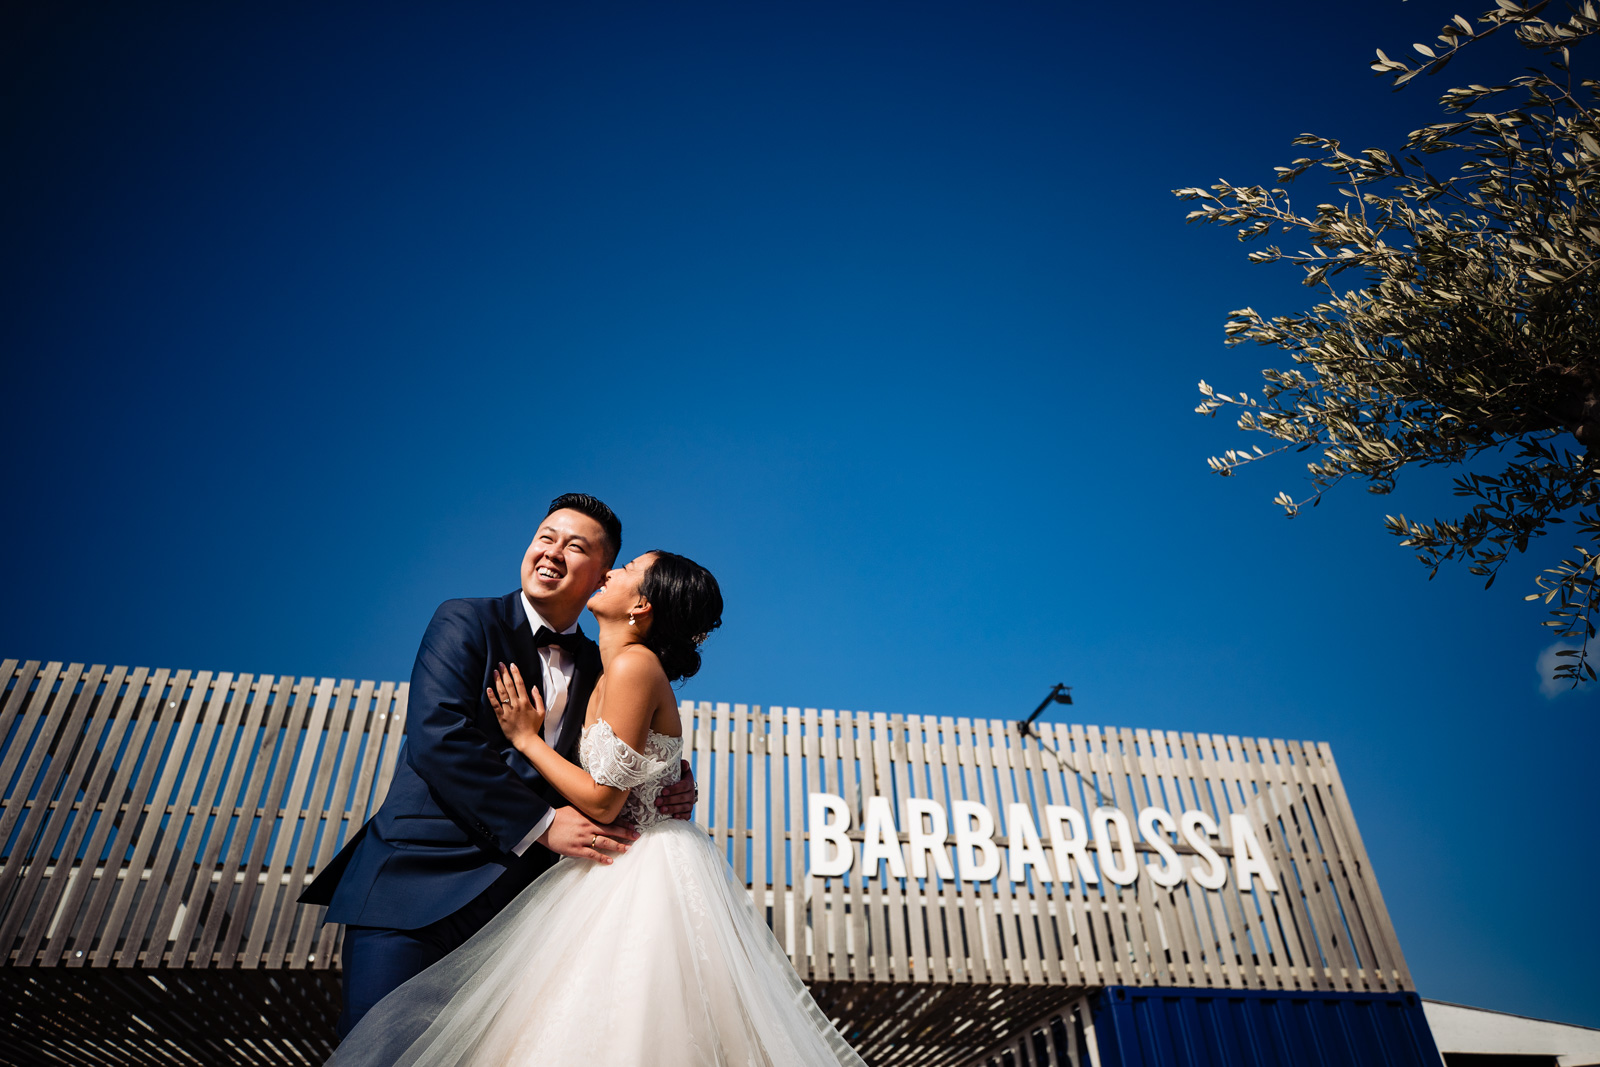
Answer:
[532, 626, 586, 657]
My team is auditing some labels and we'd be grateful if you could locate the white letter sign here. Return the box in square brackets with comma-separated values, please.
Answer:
[1229, 813, 1281, 893]
[861, 795, 907, 879]
[905, 798, 955, 880]
[802, 793, 1280, 895]
[808, 792, 853, 877]
[1006, 804, 1053, 884]
[951, 800, 1001, 881]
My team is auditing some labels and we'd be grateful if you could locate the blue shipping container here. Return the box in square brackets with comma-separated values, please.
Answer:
[1093, 986, 1443, 1067]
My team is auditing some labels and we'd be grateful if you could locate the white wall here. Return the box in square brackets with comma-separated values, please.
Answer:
[1424, 1000, 1600, 1067]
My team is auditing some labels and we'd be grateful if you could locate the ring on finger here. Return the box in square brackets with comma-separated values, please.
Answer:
[590, 834, 599, 849]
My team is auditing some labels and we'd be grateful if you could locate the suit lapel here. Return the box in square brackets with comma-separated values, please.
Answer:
[504, 592, 552, 720]
[554, 638, 600, 759]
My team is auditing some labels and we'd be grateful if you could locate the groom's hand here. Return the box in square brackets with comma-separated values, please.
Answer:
[654, 760, 697, 821]
[538, 807, 637, 864]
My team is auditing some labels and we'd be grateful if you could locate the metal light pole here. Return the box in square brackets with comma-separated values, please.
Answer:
[1017, 683, 1072, 736]
[1015, 682, 1112, 808]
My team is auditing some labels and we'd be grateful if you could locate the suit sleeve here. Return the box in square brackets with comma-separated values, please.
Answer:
[404, 599, 551, 855]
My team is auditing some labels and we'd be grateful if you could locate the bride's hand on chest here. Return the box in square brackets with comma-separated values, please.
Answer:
[489, 663, 544, 748]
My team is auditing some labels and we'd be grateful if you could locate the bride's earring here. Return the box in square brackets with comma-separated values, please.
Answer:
[627, 612, 636, 627]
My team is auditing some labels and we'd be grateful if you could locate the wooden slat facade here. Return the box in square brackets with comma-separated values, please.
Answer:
[0, 661, 1411, 1066]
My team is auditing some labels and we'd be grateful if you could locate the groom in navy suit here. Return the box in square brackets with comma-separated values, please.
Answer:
[301, 493, 697, 1039]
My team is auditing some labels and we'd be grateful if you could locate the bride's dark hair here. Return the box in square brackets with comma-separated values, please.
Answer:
[639, 551, 723, 683]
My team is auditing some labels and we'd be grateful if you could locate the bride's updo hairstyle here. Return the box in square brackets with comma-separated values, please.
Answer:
[638, 551, 723, 683]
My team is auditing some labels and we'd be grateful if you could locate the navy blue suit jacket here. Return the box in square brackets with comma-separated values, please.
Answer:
[300, 591, 600, 930]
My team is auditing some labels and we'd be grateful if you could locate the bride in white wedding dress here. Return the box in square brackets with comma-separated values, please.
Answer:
[328, 551, 867, 1067]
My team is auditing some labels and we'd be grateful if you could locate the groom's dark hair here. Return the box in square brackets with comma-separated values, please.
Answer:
[546, 493, 622, 566]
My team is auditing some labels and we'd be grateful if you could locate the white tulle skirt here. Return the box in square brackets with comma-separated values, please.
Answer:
[327, 819, 867, 1067]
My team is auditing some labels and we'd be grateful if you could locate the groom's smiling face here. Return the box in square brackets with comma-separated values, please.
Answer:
[520, 509, 610, 623]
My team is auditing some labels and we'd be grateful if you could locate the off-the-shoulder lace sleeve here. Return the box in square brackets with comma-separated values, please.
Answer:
[585, 719, 672, 791]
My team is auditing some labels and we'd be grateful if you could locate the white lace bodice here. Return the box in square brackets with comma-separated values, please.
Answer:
[578, 719, 683, 830]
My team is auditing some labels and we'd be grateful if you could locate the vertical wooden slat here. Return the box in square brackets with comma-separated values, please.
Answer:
[893, 713, 932, 983]
[927, 714, 970, 983]
[812, 708, 838, 981]
[840, 709, 872, 981]
[953, 716, 998, 984]
[918, 714, 956, 982]
[902, 716, 934, 985]
[706, 702, 727, 867]
[840, 709, 869, 979]
[784, 705, 809, 979]
[745, 704, 767, 920]
[849, 710, 877, 982]
[730, 702, 748, 893]
[771, 704, 793, 962]
[762, 706, 787, 958]
[870, 710, 907, 983]
[866, 714, 898, 985]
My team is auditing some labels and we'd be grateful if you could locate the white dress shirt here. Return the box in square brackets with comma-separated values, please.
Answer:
[510, 592, 580, 856]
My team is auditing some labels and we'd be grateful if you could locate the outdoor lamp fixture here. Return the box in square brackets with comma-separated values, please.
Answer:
[1017, 683, 1072, 736]
[1015, 682, 1111, 808]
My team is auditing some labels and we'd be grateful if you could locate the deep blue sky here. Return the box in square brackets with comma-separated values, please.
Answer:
[4, 0, 1595, 1027]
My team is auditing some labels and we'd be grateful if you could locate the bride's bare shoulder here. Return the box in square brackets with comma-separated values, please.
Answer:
[608, 644, 669, 684]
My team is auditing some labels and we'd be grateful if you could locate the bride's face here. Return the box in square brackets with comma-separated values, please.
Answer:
[589, 552, 657, 621]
